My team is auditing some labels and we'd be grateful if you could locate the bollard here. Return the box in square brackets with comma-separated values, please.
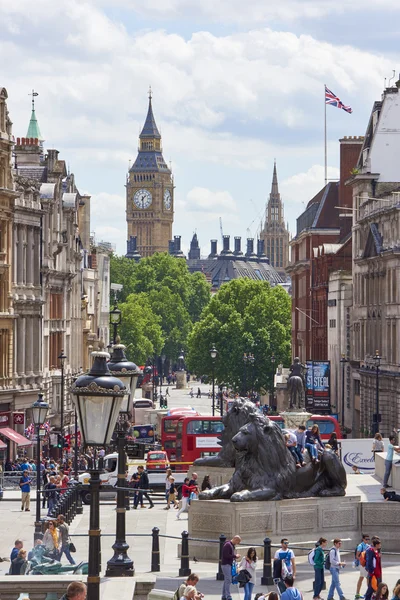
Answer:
[151, 527, 160, 572]
[179, 530, 191, 577]
[261, 537, 273, 586]
[216, 534, 226, 581]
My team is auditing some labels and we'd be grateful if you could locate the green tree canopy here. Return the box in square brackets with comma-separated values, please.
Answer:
[119, 294, 164, 364]
[186, 279, 291, 392]
[110, 253, 211, 361]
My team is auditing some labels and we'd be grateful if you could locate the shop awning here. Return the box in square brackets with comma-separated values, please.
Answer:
[0, 439, 6, 450]
[0, 427, 32, 447]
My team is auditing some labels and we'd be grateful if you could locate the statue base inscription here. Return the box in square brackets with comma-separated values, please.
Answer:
[280, 411, 312, 429]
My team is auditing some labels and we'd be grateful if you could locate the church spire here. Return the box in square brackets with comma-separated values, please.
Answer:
[271, 160, 279, 198]
[26, 89, 42, 139]
[140, 87, 161, 139]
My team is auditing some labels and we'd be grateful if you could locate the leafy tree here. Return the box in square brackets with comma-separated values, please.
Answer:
[109, 255, 137, 302]
[119, 294, 164, 364]
[186, 279, 291, 392]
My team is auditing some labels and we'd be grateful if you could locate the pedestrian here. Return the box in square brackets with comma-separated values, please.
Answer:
[221, 535, 242, 600]
[312, 537, 327, 600]
[382, 435, 400, 488]
[164, 468, 173, 503]
[197, 387, 201, 398]
[355, 533, 370, 599]
[167, 476, 179, 509]
[373, 583, 389, 600]
[59, 581, 87, 600]
[365, 537, 382, 600]
[10, 539, 23, 561]
[176, 477, 196, 519]
[327, 433, 339, 454]
[281, 575, 303, 600]
[190, 388, 194, 398]
[59, 469, 69, 493]
[392, 582, 400, 600]
[189, 472, 199, 502]
[305, 425, 324, 463]
[174, 573, 201, 600]
[10, 549, 28, 575]
[42, 520, 61, 559]
[46, 475, 58, 515]
[166, 387, 170, 396]
[57, 514, 76, 565]
[181, 586, 197, 600]
[285, 433, 304, 468]
[240, 547, 257, 600]
[381, 488, 400, 502]
[19, 469, 32, 511]
[372, 434, 384, 459]
[327, 538, 348, 600]
[294, 425, 306, 460]
[274, 538, 296, 579]
[201, 475, 212, 491]
[133, 465, 154, 509]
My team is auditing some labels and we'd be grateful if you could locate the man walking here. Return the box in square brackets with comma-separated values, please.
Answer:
[354, 533, 370, 599]
[274, 538, 296, 578]
[134, 465, 154, 509]
[221, 535, 241, 600]
[327, 538, 347, 600]
[19, 470, 31, 511]
[57, 514, 75, 565]
[365, 537, 382, 600]
[382, 435, 400, 488]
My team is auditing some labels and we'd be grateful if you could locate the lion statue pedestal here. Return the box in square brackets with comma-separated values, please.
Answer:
[280, 411, 312, 429]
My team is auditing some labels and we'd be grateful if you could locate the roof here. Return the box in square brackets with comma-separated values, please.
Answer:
[16, 165, 47, 182]
[130, 150, 170, 173]
[26, 108, 42, 140]
[295, 182, 339, 237]
[187, 256, 283, 288]
[140, 98, 161, 139]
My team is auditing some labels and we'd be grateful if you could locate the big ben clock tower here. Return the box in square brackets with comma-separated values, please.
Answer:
[126, 90, 174, 257]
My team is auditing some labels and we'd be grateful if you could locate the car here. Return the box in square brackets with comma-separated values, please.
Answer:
[146, 450, 169, 472]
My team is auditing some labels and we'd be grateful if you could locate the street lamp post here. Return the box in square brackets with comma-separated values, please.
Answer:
[58, 350, 67, 463]
[372, 350, 381, 435]
[106, 338, 141, 577]
[110, 304, 122, 345]
[248, 353, 255, 399]
[271, 354, 275, 407]
[31, 393, 49, 541]
[71, 346, 126, 600]
[340, 354, 348, 428]
[221, 386, 227, 416]
[242, 353, 248, 397]
[210, 344, 218, 416]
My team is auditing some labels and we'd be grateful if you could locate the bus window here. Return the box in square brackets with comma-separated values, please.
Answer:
[186, 420, 223, 434]
[307, 419, 335, 435]
[164, 419, 178, 433]
[210, 421, 224, 433]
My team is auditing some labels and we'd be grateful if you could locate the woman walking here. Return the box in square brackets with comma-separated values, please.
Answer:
[240, 547, 257, 600]
[42, 520, 60, 558]
[313, 537, 327, 600]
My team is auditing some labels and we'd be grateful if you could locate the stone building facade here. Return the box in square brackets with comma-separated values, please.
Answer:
[349, 80, 400, 437]
[259, 162, 290, 279]
[126, 93, 174, 257]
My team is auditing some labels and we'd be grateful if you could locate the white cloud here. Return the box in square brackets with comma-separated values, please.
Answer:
[186, 187, 238, 213]
[281, 164, 340, 212]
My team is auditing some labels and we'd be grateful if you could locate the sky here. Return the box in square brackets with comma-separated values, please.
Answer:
[1, 0, 400, 256]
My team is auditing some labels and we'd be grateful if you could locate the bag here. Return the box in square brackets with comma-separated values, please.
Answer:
[68, 538, 76, 553]
[325, 548, 333, 570]
[236, 568, 252, 586]
[308, 549, 316, 566]
[273, 558, 283, 579]
[359, 550, 367, 567]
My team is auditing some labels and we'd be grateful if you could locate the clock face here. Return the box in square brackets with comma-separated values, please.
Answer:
[133, 188, 152, 209]
[163, 189, 172, 210]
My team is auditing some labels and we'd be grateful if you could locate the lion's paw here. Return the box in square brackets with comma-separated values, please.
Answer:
[231, 491, 250, 502]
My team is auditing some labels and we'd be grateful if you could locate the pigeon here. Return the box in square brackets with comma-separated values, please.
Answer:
[193, 557, 198, 563]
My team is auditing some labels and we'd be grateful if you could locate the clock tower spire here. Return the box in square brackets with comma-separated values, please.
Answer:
[126, 92, 174, 257]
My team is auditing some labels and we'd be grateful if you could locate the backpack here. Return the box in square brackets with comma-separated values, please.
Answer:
[325, 548, 335, 570]
[359, 550, 367, 567]
[173, 586, 181, 600]
[308, 549, 316, 566]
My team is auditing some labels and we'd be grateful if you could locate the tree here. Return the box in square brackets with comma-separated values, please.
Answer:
[186, 279, 291, 392]
[119, 294, 164, 365]
[109, 255, 137, 302]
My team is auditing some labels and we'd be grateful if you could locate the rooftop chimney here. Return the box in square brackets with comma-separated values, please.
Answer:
[245, 238, 257, 260]
[220, 235, 233, 257]
[234, 236, 243, 256]
[174, 235, 185, 258]
[168, 240, 175, 255]
[126, 235, 141, 262]
[208, 239, 218, 259]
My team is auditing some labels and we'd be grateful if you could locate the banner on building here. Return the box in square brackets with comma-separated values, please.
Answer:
[0, 412, 10, 427]
[305, 361, 331, 411]
[13, 413, 25, 426]
[130, 424, 155, 445]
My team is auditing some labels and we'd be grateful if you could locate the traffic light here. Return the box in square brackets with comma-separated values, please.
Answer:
[57, 435, 63, 448]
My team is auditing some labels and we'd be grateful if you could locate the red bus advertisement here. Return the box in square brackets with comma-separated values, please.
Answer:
[161, 409, 199, 463]
[175, 416, 224, 471]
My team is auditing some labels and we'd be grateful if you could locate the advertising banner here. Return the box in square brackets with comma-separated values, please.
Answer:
[131, 424, 155, 445]
[196, 437, 221, 449]
[340, 438, 389, 474]
[306, 361, 331, 411]
[13, 413, 25, 426]
[0, 412, 10, 427]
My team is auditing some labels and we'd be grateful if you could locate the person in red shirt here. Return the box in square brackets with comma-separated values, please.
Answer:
[176, 478, 197, 520]
[59, 469, 69, 493]
[365, 537, 382, 600]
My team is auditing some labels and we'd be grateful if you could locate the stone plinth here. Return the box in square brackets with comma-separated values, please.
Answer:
[280, 411, 312, 429]
[188, 496, 361, 560]
[188, 464, 234, 487]
[374, 451, 400, 489]
[176, 371, 187, 389]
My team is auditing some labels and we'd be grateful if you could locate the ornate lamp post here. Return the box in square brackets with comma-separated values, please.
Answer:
[340, 354, 348, 428]
[71, 346, 125, 600]
[372, 350, 381, 435]
[106, 339, 141, 577]
[242, 353, 248, 397]
[210, 344, 218, 416]
[58, 350, 67, 462]
[31, 393, 49, 541]
[110, 304, 122, 345]
[248, 353, 255, 399]
[270, 354, 275, 407]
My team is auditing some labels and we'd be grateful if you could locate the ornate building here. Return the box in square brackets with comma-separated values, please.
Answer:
[259, 162, 290, 279]
[126, 92, 174, 257]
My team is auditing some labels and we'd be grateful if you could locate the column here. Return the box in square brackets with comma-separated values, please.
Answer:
[33, 228, 40, 287]
[26, 316, 35, 376]
[16, 225, 22, 286]
[22, 226, 27, 286]
[27, 227, 34, 287]
[20, 316, 26, 378]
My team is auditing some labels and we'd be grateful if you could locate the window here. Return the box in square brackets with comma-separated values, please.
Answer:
[163, 419, 179, 433]
[186, 420, 224, 435]
[50, 293, 63, 319]
[329, 319, 336, 328]
[49, 331, 62, 369]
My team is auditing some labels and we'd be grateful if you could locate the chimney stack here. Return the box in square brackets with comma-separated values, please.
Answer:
[208, 239, 218, 258]
[234, 236, 243, 256]
[246, 238, 256, 259]
[126, 235, 141, 261]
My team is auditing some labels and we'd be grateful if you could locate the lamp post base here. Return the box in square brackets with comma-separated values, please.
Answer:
[105, 542, 134, 577]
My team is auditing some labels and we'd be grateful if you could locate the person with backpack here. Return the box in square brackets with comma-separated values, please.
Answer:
[274, 538, 296, 579]
[365, 537, 382, 600]
[312, 537, 327, 600]
[326, 538, 348, 600]
[354, 534, 370, 599]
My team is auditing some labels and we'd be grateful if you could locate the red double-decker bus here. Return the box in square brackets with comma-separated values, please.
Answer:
[175, 415, 224, 471]
[161, 408, 199, 464]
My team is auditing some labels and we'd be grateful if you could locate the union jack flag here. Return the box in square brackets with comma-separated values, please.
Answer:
[325, 85, 352, 114]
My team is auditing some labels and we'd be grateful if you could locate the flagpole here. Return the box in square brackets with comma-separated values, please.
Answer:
[324, 84, 327, 186]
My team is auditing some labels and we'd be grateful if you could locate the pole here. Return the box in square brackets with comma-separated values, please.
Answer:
[341, 361, 345, 428]
[216, 534, 226, 581]
[106, 428, 134, 577]
[324, 84, 327, 186]
[88, 469, 101, 600]
[212, 363, 215, 417]
[375, 363, 380, 434]
[60, 361, 64, 464]
[179, 530, 191, 577]
[74, 407, 79, 480]
[34, 427, 42, 541]
[261, 537, 273, 586]
[151, 527, 160, 572]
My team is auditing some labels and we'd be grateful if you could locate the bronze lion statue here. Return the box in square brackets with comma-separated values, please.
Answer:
[199, 412, 347, 502]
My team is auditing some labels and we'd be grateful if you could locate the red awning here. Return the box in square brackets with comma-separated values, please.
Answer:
[0, 427, 32, 447]
[0, 439, 6, 450]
